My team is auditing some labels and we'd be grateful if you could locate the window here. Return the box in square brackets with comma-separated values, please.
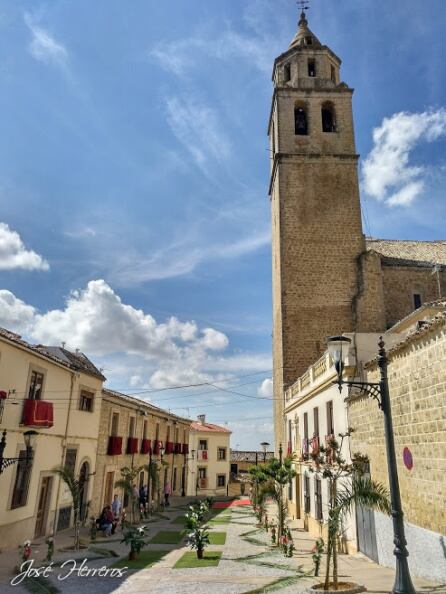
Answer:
[155, 423, 160, 441]
[64, 448, 77, 473]
[128, 416, 135, 438]
[326, 401, 334, 435]
[315, 477, 323, 520]
[217, 474, 226, 487]
[294, 107, 308, 135]
[111, 412, 119, 436]
[313, 407, 319, 437]
[173, 467, 177, 491]
[413, 293, 422, 310]
[198, 467, 207, 479]
[28, 370, 44, 400]
[303, 412, 308, 441]
[230, 463, 238, 475]
[330, 65, 336, 83]
[79, 390, 94, 412]
[304, 475, 311, 513]
[142, 420, 148, 439]
[11, 451, 32, 509]
[308, 59, 316, 77]
[305, 36, 313, 45]
[283, 63, 291, 82]
[199, 439, 207, 451]
[322, 104, 336, 132]
[217, 447, 226, 460]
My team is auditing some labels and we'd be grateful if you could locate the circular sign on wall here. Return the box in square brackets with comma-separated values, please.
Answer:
[403, 447, 413, 471]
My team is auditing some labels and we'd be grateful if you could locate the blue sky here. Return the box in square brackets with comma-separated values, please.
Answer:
[0, 0, 445, 448]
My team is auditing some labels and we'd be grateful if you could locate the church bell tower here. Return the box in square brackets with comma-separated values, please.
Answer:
[269, 9, 366, 450]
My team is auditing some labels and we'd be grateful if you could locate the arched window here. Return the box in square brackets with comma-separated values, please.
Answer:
[284, 63, 291, 83]
[294, 107, 308, 135]
[321, 104, 336, 133]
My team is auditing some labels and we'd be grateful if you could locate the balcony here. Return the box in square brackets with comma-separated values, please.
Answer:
[107, 436, 123, 455]
[152, 440, 162, 456]
[141, 439, 151, 454]
[165, 441, 174, 455]
[22, 399, 54, 428]
[198, 478, 208, 489]
[127, 437, 139, 454]
[182, 443, 189, 455]
[197, 449, 208, 461]
[174, 442, 182, 454]
[325, 434, 335, 463]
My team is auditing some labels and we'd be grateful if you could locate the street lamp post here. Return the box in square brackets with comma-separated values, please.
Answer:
[327, 335, 416, 594]
[260, 441, 270, 463]
[0, 429, 38, 474]
[157, 445, 165, 511]
[278, 442, 283, 464]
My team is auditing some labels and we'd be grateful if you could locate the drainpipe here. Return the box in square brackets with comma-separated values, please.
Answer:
[52, 370, 76, 534]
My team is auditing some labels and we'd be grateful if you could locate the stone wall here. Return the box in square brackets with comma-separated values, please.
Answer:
[348, 319, 446, 579]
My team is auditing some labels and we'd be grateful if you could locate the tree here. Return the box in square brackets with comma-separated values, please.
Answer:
[249, 457, 296, 541]
[114, 466, 144, 524]
[52, 466, 83, 550]
[306, 431, 390, 590]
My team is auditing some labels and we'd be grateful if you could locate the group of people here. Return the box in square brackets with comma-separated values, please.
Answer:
[96, 482, 173, 536]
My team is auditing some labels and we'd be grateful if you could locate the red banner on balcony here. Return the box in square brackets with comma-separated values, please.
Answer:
[22, 399, 54, 428]
[287, 441, 292, 455]
[127, 437, 139, 454]
[311, 436, 320, 453]
[165, 441, 174, 454]
[182, 443, 189, 455]
[153, 440, 162, 456]
[174, 442, 182, 454]
[141, 439, 151, 454]
[302, 438, 309, 456]
[107, 436, 123, 455]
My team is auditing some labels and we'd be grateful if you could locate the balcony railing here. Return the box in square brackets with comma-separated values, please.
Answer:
[174, 442, 182, 454]
[107, 436, 123, 455]
[165, 441, 174, 455]
[22, 399, 54, 428]
[152, 440, 162, 456]
[182, 443, 189, 455]
[198, 478, 208, 489]
[127, 437, 139, 454]
[197, 449, 208, 461]
[325, 434, 335, 463]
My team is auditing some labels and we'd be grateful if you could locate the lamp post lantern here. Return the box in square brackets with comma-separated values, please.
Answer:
[327, 335, 415, 594]
[260, 441, 270, 463]
[0, 429, 38, 474]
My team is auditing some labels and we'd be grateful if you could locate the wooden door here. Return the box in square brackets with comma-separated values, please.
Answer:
[35, 477, 52, 537]
[103, 471, 114, 508]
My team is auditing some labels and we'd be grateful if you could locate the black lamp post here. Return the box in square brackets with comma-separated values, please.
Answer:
[0, 429, 38, 474]
[278, 442, 283, 464]
[327, 335, 415, 594]
[260, 441, 270, 463]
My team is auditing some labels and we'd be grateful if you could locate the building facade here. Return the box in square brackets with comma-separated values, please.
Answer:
[187, 415, 231, 497]
[92, 389, 191, 514]
[0, 328, 105, 549]
[270, 10, 446, 451]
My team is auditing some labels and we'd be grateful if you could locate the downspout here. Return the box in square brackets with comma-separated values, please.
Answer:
[52, 370, 76, 534]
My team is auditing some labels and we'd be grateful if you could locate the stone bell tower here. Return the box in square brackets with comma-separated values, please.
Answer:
[269, 9, 366, 450]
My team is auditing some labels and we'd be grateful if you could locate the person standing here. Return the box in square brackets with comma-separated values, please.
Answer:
[164, 482, 171, 506]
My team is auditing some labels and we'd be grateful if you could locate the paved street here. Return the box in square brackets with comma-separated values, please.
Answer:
[0, 498, 444, 594]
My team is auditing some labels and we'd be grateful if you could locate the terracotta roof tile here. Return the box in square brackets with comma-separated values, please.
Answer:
[366, 238, 446, 268]
[191, 421, 231, 433]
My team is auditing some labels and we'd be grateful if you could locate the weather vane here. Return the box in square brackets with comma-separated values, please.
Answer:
[297, 0, 310, 12]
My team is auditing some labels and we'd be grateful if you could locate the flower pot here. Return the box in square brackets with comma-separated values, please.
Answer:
[197, 549, 204, 559]
[129, 550, 138, 561]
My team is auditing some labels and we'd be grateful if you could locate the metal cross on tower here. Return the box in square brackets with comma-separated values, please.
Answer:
[297, 0, 310, 13]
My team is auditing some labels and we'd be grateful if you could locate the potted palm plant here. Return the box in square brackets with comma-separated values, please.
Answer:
[121, 526, 148, 561]
[187, 526, 210, 559]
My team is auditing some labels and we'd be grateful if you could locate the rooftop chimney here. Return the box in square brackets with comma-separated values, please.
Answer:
[197, 414, 206, 425]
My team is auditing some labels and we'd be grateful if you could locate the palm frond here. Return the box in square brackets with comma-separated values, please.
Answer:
[336, 477, 391, 517]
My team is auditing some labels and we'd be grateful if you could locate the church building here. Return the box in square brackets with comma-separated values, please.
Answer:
[269, 9, 446, 450]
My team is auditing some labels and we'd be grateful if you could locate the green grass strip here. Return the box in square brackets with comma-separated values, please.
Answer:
[174, 551, 222, 568]
[149, 530, 186, 544]
[111, 550, 167, 569]
[241, 575, 305, 594]
[208, 531, 226, 545]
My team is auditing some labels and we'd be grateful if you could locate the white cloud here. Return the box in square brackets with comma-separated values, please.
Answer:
[24, 13, 68, 68]
[0, 290, 36, 333]
[258, 378, 273, 398]
[166, 96, 231, 169]
[0, 222, 49, 271]
[110, 230, 270, 285]
[362, 108, 446, 207]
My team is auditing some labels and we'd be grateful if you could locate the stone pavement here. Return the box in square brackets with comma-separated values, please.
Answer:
[0, 497, 444, 594]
